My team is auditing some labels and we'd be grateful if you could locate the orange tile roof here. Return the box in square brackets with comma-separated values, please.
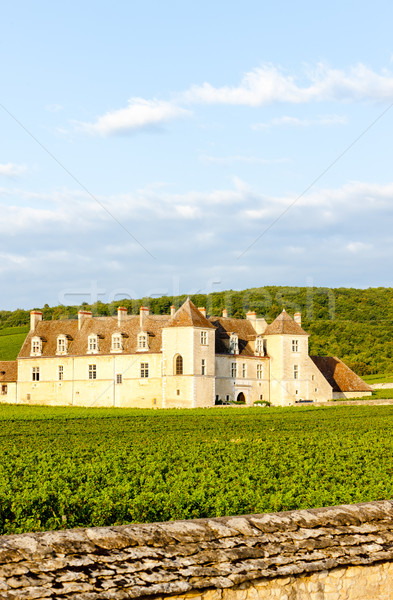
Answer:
[264, 310, 308, 336]
[209, 316, 258, 356]
[18, 314, 171, 358]
[166, 299, 215, 329]
[310, 356, 373, 393]
[0, 361, 17, 382]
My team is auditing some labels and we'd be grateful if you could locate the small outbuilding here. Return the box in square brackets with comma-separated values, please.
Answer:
[311, 356, 373, 399]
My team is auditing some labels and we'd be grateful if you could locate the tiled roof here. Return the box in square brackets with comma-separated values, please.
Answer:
[167, 299, 215, 329]
[264, 310, 308, 336]
[0, 361, 17, 382]
[310, 356, 373, 393]
[209, 316, 258, 356]
[18, 314, 171, 358]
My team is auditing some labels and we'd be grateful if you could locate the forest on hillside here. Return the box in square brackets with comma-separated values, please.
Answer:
[1, 286, 392, 375]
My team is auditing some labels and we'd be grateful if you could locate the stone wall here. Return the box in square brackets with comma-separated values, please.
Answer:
[2, 500, 393, 599]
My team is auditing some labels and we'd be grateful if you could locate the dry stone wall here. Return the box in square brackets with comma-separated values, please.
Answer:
[1, 500, 393, 599]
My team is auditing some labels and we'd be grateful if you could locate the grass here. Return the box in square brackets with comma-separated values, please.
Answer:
[363, 373, 393, 384]
[0, 326, 28, 361]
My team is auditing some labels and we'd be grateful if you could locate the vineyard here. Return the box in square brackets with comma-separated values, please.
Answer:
[1, 404, 393, 535]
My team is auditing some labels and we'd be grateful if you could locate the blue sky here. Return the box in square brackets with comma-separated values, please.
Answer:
[1, 1, 393, 310]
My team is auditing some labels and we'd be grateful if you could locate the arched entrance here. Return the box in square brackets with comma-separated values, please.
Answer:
[237, 392, 246, 404]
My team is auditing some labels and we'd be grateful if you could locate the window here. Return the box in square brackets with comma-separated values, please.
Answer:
[32, 367, 40, 382]
[88, 364, 97, 380]
[175, 355, 183, 375]
[176, 389, 180, 395]
[292, 339, 299, 352]
[259, 394, 263, 400]
[137, 332, 148, 351]
[255, 337, 264, 355]
[230, 334, 239, 355]
[231, 362, 237, 378]
[111, 334, 123, 352]
[201, 359, 206, 375]
[1, 385, 7, 395]
[88, 335, 98, 353]
[140, 362, 149, 378]
[58, 366, 64, 381]
[257, 364, 263, 379]
[31, 337, 42, 356]
[294, 365, 299, 380]
[200, 331, 207, 345]
[116, 374, 123, 384]
[242, 363, 246, 378]
[57, 336, 67, 355]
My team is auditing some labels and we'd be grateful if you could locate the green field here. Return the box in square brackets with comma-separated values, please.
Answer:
[1, 404, 393, 535]
[0, 326, 28, 361]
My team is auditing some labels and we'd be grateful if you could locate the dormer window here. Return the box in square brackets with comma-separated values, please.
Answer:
[56, 335, 68, 355]
[255, 337, 264, 356]
[31, 336, 42, 356]
[87, 334, 98, 354]
[229, 333, 239, 355]
[137, 332, 149, 351]
[111, 334, 123, 353]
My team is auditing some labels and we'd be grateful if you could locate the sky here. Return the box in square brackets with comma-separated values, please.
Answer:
[1, 1, 393, 310]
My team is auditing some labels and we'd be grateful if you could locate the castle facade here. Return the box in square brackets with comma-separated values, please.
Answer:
[0, 299, 372, 408]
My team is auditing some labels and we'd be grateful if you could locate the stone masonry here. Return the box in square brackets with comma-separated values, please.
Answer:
[1, 500, 393, 599]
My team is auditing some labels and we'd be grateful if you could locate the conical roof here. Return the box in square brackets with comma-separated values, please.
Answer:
[264, 310, 308, 336]
[166, 298, 215, 329]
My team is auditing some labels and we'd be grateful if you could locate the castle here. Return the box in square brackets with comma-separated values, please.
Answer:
[0, 298, 372, 408]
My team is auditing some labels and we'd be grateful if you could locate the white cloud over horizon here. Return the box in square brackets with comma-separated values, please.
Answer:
[1, 178, 392, 309]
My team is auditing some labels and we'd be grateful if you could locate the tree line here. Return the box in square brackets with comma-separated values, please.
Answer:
[1, 286, 392, 375]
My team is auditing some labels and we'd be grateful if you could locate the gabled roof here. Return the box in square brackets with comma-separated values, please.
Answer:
[311, 356, 373, 393]
[0, 361, 17, 382]
[166, 299, 215, 329]
[209, 316, 259, 356]
[18, 314, 171, 358]
[264, 310, 308, 336]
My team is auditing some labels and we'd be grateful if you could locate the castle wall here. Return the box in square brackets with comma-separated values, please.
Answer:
[2, 500, 393, 599]
[215, 356, 270, 405]
[0, 382, 17, 404]
[265, 335, 331, 405]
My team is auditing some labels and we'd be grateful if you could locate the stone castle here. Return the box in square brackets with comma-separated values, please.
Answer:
[0, 298, 371, 407]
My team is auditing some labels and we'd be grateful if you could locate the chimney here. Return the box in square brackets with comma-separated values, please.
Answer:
[294, 312, 302, 326]
[117, 306, 127, 327]
[78, 310, 92, 330]
[140, 306, 149, 328]
[30, 310, 42, 331]
[222, 309, 228, 318]
[170, 305, 176, 317]
[198, 307, 206, 318]
[246, 311, 257, 322]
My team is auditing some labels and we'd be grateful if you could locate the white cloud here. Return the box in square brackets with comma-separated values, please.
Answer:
[77, 98, 192, 136]
[346, 241, 373, 253]
[253, 114, 348, 130]
[0, 163, 27, 177]
[184, 63, 393, 106]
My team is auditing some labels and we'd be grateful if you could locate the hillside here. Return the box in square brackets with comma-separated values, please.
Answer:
[1, 286, 392, 374]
